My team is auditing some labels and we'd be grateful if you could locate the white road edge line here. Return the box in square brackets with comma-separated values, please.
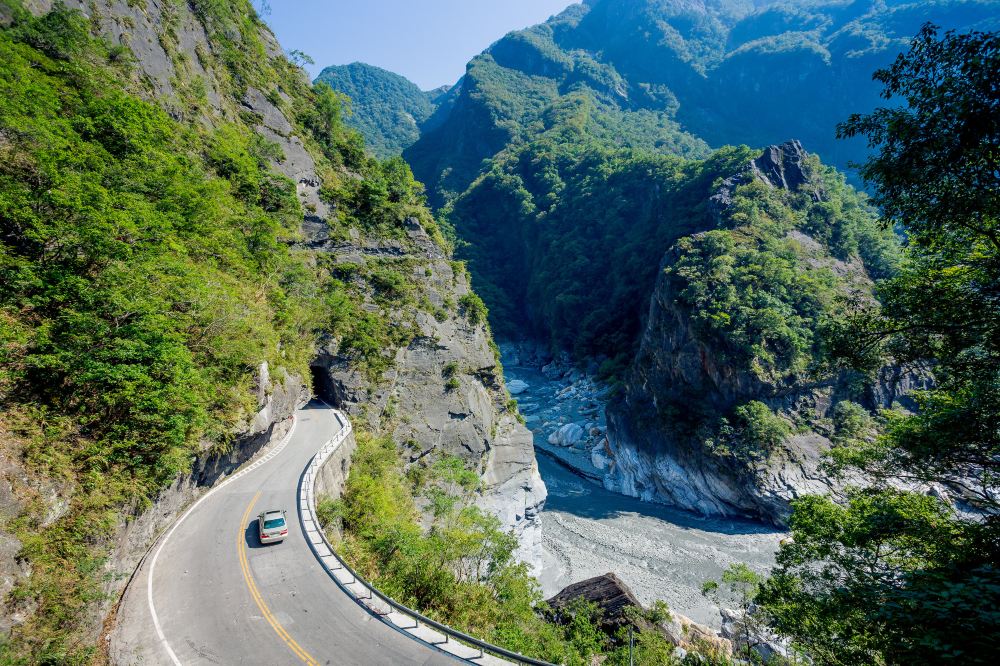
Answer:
[146, 415, 300, 666]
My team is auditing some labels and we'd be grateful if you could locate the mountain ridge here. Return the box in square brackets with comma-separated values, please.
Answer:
[315, 61, 442, 158]
[397, 0, 1000, 206]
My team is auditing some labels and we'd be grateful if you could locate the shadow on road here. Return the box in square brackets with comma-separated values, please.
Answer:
[301, 397, 333, 411]
[245, 519, 274, 549]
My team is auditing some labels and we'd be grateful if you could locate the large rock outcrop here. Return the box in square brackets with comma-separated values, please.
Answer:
[547, 573, 733, 657]
[310, 220, 546, 570]
[547, 572, 643, 631]
[603, 141, 925, 525]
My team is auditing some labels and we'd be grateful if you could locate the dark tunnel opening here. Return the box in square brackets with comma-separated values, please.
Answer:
[309, 364, 338, 407]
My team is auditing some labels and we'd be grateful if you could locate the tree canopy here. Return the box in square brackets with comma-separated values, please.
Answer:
[758, 24, 1000, 665]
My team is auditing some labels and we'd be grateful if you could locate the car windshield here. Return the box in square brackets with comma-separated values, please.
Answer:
[263, 517, 285, 529]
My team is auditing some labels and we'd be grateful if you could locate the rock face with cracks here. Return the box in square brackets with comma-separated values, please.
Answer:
[310, 220, 547, 571]
[604, 141, 925, 526]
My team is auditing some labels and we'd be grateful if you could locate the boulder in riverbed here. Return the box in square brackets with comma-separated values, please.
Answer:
[547, 573, 734, 657]
[548, 423, 584, 447]
[507, 379, 529, 395]
[546, 573, 642, 631]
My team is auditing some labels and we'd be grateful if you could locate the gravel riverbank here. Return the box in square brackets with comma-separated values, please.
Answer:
[502, 346, 784, 628]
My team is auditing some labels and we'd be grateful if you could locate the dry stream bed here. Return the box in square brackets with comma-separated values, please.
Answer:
[502, 350, 783, 628]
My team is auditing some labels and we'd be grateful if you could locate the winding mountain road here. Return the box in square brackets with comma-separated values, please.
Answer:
[112, 400, 456, 666]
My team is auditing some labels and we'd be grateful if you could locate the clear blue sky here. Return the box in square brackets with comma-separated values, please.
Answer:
[261, 0, 577, 90]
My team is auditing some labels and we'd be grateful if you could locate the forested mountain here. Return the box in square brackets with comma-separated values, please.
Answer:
[399, 8, 1000, 658]
[405, 0, 1000, 206]
[427, 7, 1000, 657]
[314, 62, 443, 158]
[344, 3, 1000, 663]
[449, 136, 897, 371]
[3, 0, 997, 662]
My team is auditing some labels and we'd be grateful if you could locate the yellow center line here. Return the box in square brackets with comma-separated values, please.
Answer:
[238, 491, 320, 666]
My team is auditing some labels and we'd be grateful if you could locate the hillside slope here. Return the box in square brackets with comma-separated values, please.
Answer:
[315, 62, 442, 158]
[405, 0, 1000, 205]
[0, 1, 541, 661]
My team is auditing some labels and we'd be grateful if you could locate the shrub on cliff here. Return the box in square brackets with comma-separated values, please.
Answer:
[326, 433, 734, 665]
[323, 432, 605, 664]
[734, 402, 792, 460]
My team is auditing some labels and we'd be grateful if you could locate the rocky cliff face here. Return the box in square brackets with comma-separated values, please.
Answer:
[604, 141, 921, 525]
[309, 221, 546, 570]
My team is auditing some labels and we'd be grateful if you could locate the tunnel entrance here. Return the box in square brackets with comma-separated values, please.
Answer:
[310, 364, 338, 406]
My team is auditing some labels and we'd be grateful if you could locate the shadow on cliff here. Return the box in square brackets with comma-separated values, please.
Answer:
[537, 453, 783, 536]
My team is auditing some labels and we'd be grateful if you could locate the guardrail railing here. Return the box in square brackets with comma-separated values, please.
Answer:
[297, 409, 557, 666]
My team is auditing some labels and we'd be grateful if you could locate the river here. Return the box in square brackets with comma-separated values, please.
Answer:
[503, 357, 783, 628]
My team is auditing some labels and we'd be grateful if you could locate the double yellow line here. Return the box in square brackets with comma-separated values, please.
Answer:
[238, 491, 320, 666]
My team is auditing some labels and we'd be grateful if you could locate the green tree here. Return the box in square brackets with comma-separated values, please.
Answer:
[758, 24, 1000, 665]
[703, 564, 765, 662]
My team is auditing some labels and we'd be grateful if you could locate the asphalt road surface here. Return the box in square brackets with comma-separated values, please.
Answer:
[112, 400, 457, 666]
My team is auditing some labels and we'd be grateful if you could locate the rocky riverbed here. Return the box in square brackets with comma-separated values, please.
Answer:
[501, 343, 783, 628]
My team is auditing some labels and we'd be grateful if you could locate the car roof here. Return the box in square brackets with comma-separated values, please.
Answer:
[262, 509, 284, 518]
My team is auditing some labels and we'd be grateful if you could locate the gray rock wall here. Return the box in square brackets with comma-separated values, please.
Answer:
[311, 223, 547, 570]
[604, 142, 923, 525]
[314, 431, 358, 530]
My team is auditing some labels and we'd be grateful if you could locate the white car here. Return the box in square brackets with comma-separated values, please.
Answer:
[258, 509, 289, 544]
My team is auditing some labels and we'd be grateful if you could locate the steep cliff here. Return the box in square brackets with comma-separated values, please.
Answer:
[604, 141, 916, 524]
[0, 1, 542, 660]
[308, 219, 546, 570]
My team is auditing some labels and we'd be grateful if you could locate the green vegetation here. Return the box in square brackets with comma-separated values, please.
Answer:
[406, 22, 711, 207]
[323, 155, 442, 242]
[321, 433, 718, 665]
[315, 62, 440, 158]
[320, 433, 595, 664]
[446, 133, 898, 397]
[728, 402, 792, 462]
[406, 0, 999, 208]
[0, 1, 452, 661]
[830, 401, 875, 446]
[671, 169, 901, 384]
[702, 565, 766, 663]
[0, 7, 320, 657]
[446, 142, 746, 358]
[458, 292, 488, 326]
[753, 25, 1000, 664]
